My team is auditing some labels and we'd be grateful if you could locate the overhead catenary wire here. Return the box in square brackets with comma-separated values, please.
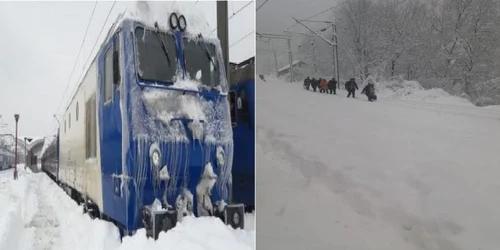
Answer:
[256, 0, 270, 11]
[211, 1, 254, 33]
[55, 0, 99, 116]
[289, 0, 409, 33]
[285, 0, 348, 31]
[230, 30, 254, 48]
[62, 0, 118, 114]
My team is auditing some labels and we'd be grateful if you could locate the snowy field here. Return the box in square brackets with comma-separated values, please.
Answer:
[0, 167, 255, 250]
[256, 77, 500, 250]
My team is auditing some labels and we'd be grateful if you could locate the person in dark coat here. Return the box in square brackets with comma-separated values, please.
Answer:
[328, 77, 337, 95]
[304, 76, 311, 90]
[361, 81, 377, 101]
[259, 74, 266, 82]
[311, 78, 318, 92]
[345, 78, 359, 98]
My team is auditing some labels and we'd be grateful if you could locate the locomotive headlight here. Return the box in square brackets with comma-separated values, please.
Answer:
[149, 143, 162, 168]
[152, 150, 160, 167]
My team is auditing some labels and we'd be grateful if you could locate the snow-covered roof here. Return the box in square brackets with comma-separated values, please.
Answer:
[115, 1, 216, 39]
[278, 60, 307, 73]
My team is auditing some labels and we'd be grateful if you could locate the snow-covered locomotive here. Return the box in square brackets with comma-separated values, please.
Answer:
[41, 6, 244, 238]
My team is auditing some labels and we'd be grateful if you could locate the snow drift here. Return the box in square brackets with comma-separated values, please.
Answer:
[0, 168, 255, 250]
[372, 79, 476, 107]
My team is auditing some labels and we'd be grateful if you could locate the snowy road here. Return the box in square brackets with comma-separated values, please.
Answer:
[256, 78, 500, 250]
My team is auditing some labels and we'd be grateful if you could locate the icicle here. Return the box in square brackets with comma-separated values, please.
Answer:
[196, 162, 217, 216]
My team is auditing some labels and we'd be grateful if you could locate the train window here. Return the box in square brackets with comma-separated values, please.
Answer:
[76, 102, 79, 121]
[104, 47, 113, 104]
[135, 26, 177, 84]
[85, 94, 97, 158]
[113, 32, 121, 85]
[228, 90, 236, 127]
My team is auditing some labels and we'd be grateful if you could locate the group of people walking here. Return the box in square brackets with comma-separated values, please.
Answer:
[303, 76, 377, 102]
[303, 77, 338, 94]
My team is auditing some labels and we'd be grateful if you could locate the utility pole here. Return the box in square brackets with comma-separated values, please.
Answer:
[14, 114, 19, 180]
[270, 41, 279, 77]
[311, 41, 317, 73]
[292, 18, 340, 87]
[332, 21, 340, 89]
[273, 51, 279, 77]
[217, 1, 229, 84]
[287, 39, 294, 82]
[257, 33, 294, 82]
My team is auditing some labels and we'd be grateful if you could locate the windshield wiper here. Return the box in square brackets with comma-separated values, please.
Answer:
[197, 34, 218, 72]
[154, 21, 171, 67]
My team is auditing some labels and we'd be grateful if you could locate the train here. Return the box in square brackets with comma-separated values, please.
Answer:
[40, 10, 245, 239]
[0, 148, 14, 170]
[229, 57, 255, 210]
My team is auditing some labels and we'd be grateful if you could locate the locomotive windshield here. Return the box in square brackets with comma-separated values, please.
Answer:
[135, 26, 177, 83]
[183, 39, 220, 88]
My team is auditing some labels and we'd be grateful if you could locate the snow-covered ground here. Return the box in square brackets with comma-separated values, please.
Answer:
[0, 166, 255, 250]
[374, 79, 476, 107]
[256, 77, 500, 250]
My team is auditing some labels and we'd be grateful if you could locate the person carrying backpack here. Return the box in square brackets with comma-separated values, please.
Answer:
[328, 77, 337, 95]
[311, 78, 318, 92]
[304, 76, 311, 90]
[345, 78, 359, 98]
[361, 80, 377, 102]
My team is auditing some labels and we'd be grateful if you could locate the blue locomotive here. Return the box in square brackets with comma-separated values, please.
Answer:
[41, 11, 244, 239]
[229, 57, 255, 210]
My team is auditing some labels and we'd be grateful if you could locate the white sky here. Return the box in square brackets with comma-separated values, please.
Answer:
[0, 0, 255, 138]
[256, 0, 341, 73]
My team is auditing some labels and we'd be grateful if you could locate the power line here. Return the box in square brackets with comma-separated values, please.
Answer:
[62, 0, 117, 114]
[288, 0, 408, 34]
[256, 0, 270, 11]
[55, 0, 98, 116]
[211, 1, 254, 33]
[286, 0, 348, 31]
[229, 1, 253, 20]
[230, 30, 254, 48]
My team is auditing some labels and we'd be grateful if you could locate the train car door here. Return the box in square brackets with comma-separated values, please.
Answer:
[98, 31, 123, 196]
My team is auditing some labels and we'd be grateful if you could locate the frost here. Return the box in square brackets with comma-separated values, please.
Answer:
[84, 158, 97, 164]
[188, 120, 204, 140]
[196, 163, 217, 217]
[158, 165, 170, 180]
[151, 198, 165, 212]
[216, 200, 227, 213]
[171, 79, 200, 92]
[175, 188, 194, 222]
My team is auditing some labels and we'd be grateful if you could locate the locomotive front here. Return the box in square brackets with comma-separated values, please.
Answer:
[121, 13, 244, 237]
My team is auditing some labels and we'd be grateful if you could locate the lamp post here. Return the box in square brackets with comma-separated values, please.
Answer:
[14, 114, 19, 180]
